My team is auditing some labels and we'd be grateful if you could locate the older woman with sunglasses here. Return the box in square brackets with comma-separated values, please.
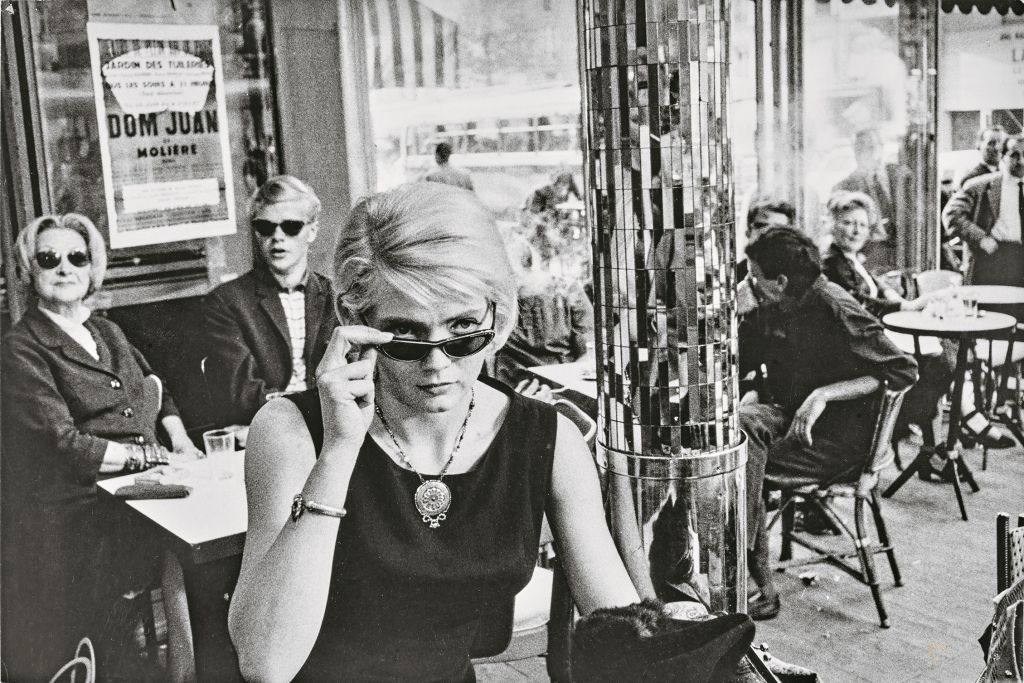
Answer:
[229, 183, 642, 681]
[1, 213, 201, 679]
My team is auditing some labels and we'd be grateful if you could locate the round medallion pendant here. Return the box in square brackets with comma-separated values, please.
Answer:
[414, 480, 451, 528]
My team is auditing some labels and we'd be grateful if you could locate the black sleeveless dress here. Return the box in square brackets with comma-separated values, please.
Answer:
[286, 379, 557, 682]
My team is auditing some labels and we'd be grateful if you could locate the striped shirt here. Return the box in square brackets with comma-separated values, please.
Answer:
[278, 284, 308, 393]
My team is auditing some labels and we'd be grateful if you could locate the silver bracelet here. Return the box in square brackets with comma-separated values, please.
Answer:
[291, 493, 346, 523]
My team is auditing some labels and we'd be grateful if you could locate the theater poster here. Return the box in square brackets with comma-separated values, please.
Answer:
[87, 23, 236, 248]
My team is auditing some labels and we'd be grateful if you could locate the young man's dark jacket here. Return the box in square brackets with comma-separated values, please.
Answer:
[201, 264, 337, 425]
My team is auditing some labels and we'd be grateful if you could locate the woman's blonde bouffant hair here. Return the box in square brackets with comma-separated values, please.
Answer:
[14, 213, 108, 297]
[334, 182, 518, 347]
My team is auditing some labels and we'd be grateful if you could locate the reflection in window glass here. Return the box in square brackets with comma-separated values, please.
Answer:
[949, 111, 981, 151]
[802, 0, 924, 275]
[28, 0, 278, 269]
[361, 0, 587, 284]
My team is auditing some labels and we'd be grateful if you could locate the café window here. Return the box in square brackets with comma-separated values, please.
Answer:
[949, 110, 982, 151]
[17, 0, 279, 309]
[360, 0, 588, 282]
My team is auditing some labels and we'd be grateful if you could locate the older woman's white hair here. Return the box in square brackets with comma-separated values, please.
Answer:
[334, 182, 519, 347]
[15, 213, 108, 296]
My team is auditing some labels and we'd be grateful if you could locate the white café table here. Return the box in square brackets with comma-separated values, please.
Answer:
[97, 452, 248, 563]
[98, 452, 248, 680]
[527, 349, 680, 417]
[527, 360, 598, 402]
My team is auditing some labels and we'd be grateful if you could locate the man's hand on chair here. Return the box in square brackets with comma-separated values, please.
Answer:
[787, 390, 828, 447]
[515, 378, 555, 404]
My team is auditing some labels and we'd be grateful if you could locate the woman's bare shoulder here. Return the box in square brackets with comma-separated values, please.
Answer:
[246, 397, 318, 478]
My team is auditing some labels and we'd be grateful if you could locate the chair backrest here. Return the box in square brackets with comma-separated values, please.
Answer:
[552, 398, 597, 451]
[914, 269, 962, 296]
[47, 638, 95, 683]
[861, 383, 911, 482]
[998, 513, 1024, 593]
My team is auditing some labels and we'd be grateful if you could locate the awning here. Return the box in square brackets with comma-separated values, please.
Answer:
[828, 0, 1024, 15]
[940, 0, 1024, 14]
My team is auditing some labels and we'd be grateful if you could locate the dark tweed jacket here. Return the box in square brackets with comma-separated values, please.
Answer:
[1, 305, 179, 507]
[201, 265, 338, 426]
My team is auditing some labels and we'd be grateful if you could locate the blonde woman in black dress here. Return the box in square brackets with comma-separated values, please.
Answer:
[229, 183, 640, 681]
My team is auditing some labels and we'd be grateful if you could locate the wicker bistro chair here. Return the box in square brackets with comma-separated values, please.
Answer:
[764, 383, 911, 628]
[551, 397, 598, 450]
[979, 513, 1024, 682]
[914, 268, 963, 296]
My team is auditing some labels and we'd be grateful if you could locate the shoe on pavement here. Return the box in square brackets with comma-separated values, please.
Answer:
[748, 593, 781, 621]
[961, 410, 1015, 449]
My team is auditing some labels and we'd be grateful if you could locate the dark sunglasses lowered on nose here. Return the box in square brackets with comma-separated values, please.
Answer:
[374, 304, 497, 362]
[35, 249, 91, 270]
[251, 219, 308, 237]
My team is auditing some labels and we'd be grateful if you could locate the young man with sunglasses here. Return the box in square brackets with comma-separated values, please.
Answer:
[201, 175, 338, 428]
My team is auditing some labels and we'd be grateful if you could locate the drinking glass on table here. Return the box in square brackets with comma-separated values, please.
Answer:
[202, 428, 236, 479]
[962, 293, 979, 318]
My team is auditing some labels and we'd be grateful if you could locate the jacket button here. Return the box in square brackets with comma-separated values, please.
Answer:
[122, 407, 134, 418]
[110, 379, 122, 389]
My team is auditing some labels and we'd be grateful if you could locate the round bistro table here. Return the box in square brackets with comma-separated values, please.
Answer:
[881, 310, 1017, 521]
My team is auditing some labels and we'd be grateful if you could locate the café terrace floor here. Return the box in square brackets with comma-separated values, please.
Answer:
[477, 434, 1024, 682]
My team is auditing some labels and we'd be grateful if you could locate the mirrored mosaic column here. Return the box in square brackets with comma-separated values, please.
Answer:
[579, 0, 746, 613]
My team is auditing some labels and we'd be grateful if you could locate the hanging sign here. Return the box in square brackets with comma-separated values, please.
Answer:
[87, 23, 236, 248]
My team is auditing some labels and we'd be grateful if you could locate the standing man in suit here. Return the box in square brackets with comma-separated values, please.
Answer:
[958, 125, 1008, 188]
[202, 175, 338, 427]
[833, 128, 912, 273]
[942, 134, 1024, 310]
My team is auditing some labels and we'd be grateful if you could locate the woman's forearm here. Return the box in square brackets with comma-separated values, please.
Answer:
[229, 443, 359, 682]
[230, 517, 342, 681]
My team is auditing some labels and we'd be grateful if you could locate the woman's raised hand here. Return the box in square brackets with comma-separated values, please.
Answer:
[315, 326, 393, 449]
